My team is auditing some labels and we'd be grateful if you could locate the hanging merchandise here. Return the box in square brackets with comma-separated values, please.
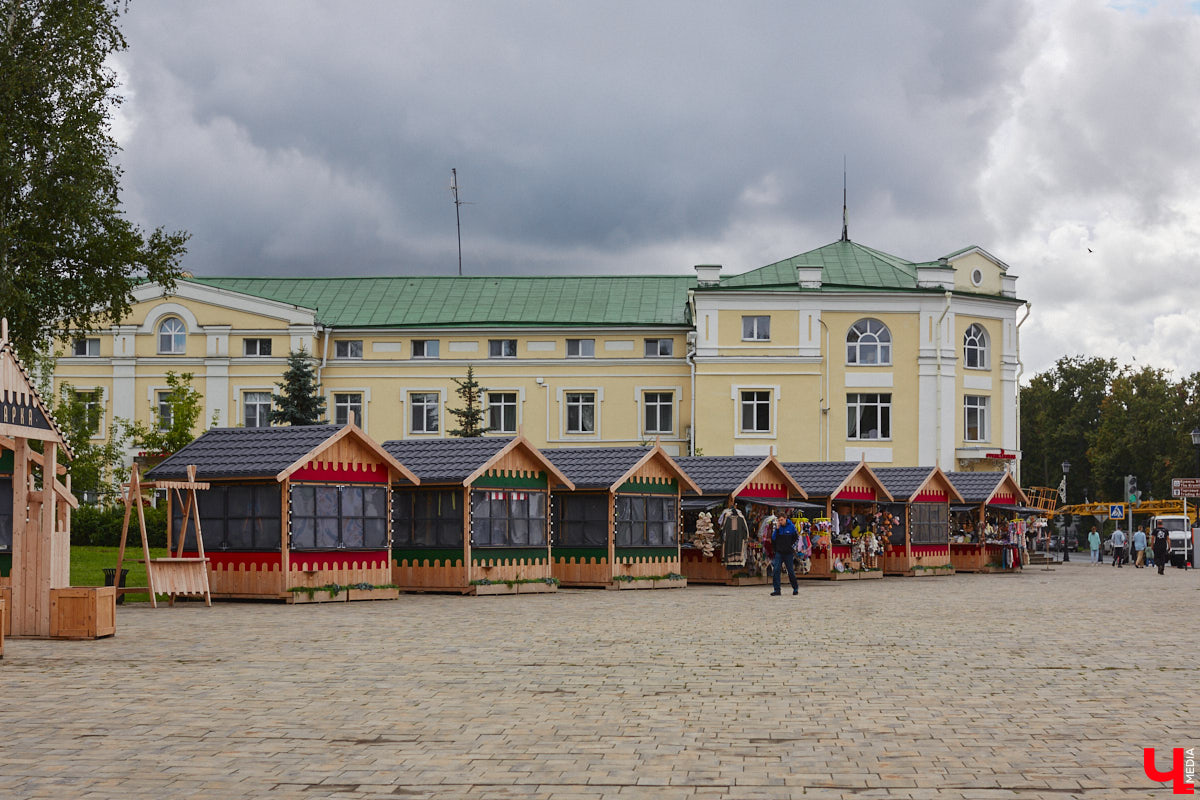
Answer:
[692, 511, 716, 557]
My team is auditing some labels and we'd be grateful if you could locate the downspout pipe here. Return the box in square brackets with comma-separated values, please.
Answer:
[934, 291, 952, 468]
[317, 324, 330, 393]
[818, 317, 830, 462]
[686, 289, 697, 456]
[1014, 301, 1032, 483]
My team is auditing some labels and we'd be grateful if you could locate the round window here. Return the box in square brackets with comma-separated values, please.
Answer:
[971, 268, 983, 286]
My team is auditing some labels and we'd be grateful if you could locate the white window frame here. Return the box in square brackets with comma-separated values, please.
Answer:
[739, 390, 772, 434]
[846, 318, 892, 366]
[332, 391, 364, 427]
[334, 340, 363, 359]
[847, 393, 892, 441]
[157, 317, 187, 355]
[243, 391, 273, 428]
[963, 324, 989, 370]
[409, 391, 440, 434]
[73, 338, 100, 357]
[486, 391, 519, 434]
[643, 391, 674, 436]
[67, 387, 106, 439]
[644, 338, 674, 357]
[488, 339, 518, 358]
[564, 391, 597, 434]
[566, 338, 595, 358]
[243, 338, 273, 357]
[412, 339, 440, 359]
[741, 315, 771, 341]
[964, 395, 989, 442]
[156, 390, 175, 431]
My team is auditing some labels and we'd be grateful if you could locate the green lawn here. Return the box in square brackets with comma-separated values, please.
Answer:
[72, 545, 171, 603]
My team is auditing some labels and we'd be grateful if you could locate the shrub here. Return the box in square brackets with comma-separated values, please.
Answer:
[72, 503, 167, 548]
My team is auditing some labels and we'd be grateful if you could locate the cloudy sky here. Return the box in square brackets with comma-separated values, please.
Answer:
[110, 1, 1200, 379]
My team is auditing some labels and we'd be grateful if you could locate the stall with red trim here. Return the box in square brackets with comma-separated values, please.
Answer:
[673, 455, 810, 585]
[384, 436, 574, 595]
[144, 424, 418, 601]
[946, 471, 1029, 572]
[782, 461, 892, 580]
[873, 466, 964, 576]
[542, 445, 700, 589]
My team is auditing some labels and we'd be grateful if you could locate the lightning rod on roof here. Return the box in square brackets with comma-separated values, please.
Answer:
[841, 157, 849, 243]
[450, 168, 474, 277]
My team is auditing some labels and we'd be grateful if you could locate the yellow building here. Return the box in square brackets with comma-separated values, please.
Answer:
[50, 236, 1027, 473]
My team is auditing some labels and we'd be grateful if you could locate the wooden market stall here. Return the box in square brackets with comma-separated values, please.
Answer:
[0, 319, 92, 638]
[946, 470, 1029, 573]
[542, 445, 700, 589]
[144, 423, 418, 602]
[782, 461, 892, 580]
[872, 466, 964, 577]
[673, 455, 811, 585]
[384, 435, 574, 595]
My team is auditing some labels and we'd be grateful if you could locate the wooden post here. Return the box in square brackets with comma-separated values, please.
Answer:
[462, 486, 472, 586]
[10, 437, 30, 635]
[607, 489, 616, 582]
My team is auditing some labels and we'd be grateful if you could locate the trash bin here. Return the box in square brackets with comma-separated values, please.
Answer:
[102, 568, 129, 605]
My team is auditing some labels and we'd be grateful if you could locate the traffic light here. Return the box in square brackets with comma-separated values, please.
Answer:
[1127, 475, 1138, 504]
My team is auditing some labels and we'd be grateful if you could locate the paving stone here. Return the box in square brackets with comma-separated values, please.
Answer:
[0, 563, 1195, 799]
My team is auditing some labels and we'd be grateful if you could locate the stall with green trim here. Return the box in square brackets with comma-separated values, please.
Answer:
[385, 436, 574, 595]
[542, 444, 700, 589]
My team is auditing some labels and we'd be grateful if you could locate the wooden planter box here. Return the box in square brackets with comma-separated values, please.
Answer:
[49, 587, 116, 640]
[346, 587, 400, 602]
[287, 588, 348, 604]
[471, 582, 519, 596]
[653, 577, 687, 589]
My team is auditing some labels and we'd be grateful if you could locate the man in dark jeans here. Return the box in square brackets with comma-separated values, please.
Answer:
[770, 512, 800, 596]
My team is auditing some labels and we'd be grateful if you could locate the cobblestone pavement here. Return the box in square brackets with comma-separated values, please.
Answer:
[2, 562, 1197, 800]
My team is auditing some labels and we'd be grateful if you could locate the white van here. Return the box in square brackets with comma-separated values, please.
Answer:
[1151, 515, 1194, 568]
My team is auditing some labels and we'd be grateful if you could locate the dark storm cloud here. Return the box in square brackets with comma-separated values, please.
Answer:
[113, 1, 1026, 277]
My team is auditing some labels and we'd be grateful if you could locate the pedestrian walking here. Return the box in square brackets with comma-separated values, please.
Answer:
[769, 512, 800, 596]
[1132, 525, 1147, 568]
[1152, 521, 1170, 575]
[1087, 526, 1101, 564]
[1110, 528, 1126, 567]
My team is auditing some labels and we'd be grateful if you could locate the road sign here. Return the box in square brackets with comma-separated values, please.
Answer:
[1171, 479, 1200, 496]
[1109, 504, 1125, 520]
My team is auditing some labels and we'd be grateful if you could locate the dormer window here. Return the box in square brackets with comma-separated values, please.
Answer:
[157, 317, 186, 354]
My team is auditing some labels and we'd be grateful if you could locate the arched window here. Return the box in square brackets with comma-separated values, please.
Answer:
[157, 317, 187, 354]
[963, 323, 988, 369]
[846, 318, 891, 365]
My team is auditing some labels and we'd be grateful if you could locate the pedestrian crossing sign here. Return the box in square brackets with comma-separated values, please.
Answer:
[1109, 504, 1125, 520]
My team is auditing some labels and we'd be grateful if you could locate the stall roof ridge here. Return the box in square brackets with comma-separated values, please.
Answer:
[946, 470, 1016, 504]
[674, 455, 778, 496]
[146, 425, 345, 480]
[184, 275, 695, 328]
[541, 446, 653, 490]
[781, 461, 861, 496]
[872, 466, 938, 499]
[382, 437, 515, 483]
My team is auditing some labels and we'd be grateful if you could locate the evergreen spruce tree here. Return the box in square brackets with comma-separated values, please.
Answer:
[447, 365, 490, 437]
[272, 347, 327, 425]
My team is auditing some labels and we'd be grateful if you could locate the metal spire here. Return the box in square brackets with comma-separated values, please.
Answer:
[841, 159, 849, 242]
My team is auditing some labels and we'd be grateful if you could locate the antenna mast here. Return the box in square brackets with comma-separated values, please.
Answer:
[841, 158, 849, 242]
[451, 168, 464, 276]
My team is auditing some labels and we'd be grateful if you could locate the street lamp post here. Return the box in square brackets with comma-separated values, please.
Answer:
[1061, 460, 1071, 562]
[1191, 428, 1200, 476]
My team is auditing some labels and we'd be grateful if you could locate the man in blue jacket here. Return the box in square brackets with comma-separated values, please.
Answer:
[770, 512, 800, 596]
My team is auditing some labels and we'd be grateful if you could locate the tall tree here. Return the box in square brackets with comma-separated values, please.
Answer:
[128, 371, 209, 454]
[447, 365, 490, 437]
[1019, 355, 1116, 503]
[272, 347, 326, 425]
[0, 0, 188, 357]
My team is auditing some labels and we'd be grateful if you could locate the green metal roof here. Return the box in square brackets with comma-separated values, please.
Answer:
[716, 239, 925, 291]
[189, 275, 696, 328]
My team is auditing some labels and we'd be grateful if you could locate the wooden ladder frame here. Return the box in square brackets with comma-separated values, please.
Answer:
[115, 464, 212, 608]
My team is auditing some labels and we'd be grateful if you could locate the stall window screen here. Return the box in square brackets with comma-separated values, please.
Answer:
[0, 476, 12, 552]
[392, 490, 463, 548]
[614, 494, 678, 547]
[171, 484, 282, 551]
[470, 490, 547, 547]
[290, 484, 388, 550]
[910, 503, 949, 545]
[553, 494, 609, 547]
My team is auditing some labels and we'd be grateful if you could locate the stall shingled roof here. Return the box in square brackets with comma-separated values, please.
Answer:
[946, 471, 1028, 506]
[873, 466, 964, 503]
[145, 424, 417, 483]
[383, 436, 574, 489]
[781, 462, 860, 497]
[147, 425, 346, 480]
[673, 455, 804, 498]
[542, 445, 701, 493]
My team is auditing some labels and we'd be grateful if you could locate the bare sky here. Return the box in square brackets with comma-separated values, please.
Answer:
[110, 0, 1200, 378]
